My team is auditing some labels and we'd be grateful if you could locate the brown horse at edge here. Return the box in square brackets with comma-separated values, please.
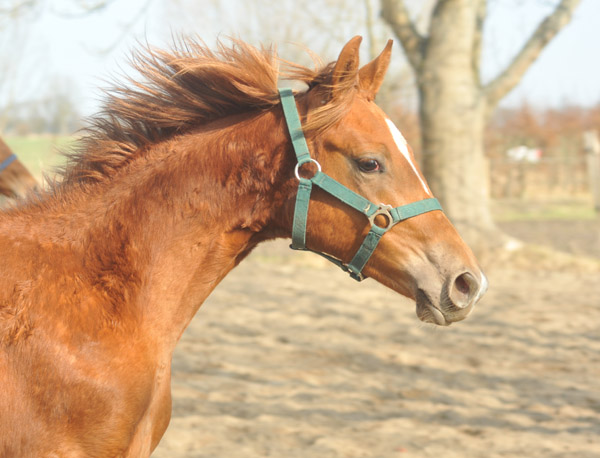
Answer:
[0, 37, 487, 457]
[0, 136, 38, 199]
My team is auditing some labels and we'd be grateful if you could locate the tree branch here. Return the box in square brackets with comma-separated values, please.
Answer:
[365, 0, 378, 60]
[471, 0, 486, 88]
[483, 0, 581, 108]
[80, 0, 152, 56]
[380, 0, 426, 72]
[0, 0, 35, 17]
[51, 0, 116, 19]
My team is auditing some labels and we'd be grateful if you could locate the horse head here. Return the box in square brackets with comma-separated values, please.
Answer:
[282, 37, 487, 325]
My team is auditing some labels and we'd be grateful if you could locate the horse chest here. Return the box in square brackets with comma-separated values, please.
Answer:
[1, 333, 169, 457]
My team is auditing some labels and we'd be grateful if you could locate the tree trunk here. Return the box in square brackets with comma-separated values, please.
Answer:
[381, 0, 581, 253]
[417, 1, 498, 250]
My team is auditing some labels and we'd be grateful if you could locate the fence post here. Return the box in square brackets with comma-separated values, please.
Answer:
[584, 130, 600, 213]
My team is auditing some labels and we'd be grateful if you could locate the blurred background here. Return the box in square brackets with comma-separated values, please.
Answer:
[1, 0, 599, 244]
[1, 2, 599, 456]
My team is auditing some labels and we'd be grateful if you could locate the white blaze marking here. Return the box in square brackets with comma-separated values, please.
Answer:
[385, 118, 431, 195]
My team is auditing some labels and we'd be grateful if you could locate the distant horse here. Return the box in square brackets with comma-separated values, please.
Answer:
[0, 37, 487, 456]
[0, 136, 38, 198]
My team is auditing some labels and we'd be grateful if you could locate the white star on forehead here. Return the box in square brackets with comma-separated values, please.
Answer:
[385, 118, 431, 195]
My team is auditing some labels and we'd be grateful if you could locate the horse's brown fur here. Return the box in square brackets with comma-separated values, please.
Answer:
[0, 37, 485, 457]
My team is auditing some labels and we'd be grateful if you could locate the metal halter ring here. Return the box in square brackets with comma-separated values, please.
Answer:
[367, 204, 394, 230]
[294, 158, 322, 180]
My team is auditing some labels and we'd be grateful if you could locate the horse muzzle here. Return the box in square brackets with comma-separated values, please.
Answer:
[416, 270, 488, 326]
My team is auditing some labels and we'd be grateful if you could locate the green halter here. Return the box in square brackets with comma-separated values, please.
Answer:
[279, 88, 442, 281]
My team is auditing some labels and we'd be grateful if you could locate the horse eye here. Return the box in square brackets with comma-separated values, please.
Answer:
[357, 158, 381, 173]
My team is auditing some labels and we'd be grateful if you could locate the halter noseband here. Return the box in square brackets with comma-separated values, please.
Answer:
[279, 88, 442, 281]
[0, 154, 17, 173]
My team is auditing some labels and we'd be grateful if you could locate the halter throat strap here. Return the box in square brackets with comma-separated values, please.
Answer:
[0, 153, 17, 173]
[279, 88, 442, 281]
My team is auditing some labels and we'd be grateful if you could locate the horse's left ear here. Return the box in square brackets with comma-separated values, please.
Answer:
[358, 39, 393, 101]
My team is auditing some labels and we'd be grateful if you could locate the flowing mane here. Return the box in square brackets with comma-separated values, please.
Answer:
[60, 38, 353, 186]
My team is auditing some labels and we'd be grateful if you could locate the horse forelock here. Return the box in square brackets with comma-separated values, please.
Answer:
[58, 38, 356, 187]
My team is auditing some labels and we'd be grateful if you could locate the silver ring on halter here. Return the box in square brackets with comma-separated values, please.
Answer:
[368, 204, 395, 230]
[294, 158, 322, 181]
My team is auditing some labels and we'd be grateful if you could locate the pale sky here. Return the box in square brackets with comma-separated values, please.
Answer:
[2, 0, 599, 117]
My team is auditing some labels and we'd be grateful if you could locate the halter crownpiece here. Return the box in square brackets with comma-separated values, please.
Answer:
[279, 88, 443, 281]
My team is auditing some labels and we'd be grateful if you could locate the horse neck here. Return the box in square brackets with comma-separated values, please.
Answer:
[13, 108, 294, 351]
[127, 111, 295, 343]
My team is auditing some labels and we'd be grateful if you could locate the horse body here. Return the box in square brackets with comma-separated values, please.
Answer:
[0, 37, 486, 456]
[0, 108, 295, 456]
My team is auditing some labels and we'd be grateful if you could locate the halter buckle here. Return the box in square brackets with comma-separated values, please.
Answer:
[367, 204, 394, 230]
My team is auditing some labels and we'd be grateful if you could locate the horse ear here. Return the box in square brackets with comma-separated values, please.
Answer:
[358, 39, 393, 101]
[330, 36, 362, 98]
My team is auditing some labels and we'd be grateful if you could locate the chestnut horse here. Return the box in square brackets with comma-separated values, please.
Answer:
[0, 37, 487, 456]
[0, 136, 38, 198]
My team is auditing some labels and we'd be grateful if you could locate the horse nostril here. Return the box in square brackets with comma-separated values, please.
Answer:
[450, 271, 479, 309]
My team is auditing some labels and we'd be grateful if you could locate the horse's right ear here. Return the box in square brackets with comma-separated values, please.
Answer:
[358, 39, 392, 101]
[330, 36, 362, 98]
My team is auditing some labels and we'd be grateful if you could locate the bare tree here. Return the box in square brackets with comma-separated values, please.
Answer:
[381, 0, 581, 251]
[0, 1, 40, 129]
[0, 0, 151, 129]
[165, 0, 379, 62]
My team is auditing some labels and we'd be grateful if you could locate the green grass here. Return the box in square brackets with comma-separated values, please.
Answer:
[492, 199, 599, 221]
[4, 135, 76, 181]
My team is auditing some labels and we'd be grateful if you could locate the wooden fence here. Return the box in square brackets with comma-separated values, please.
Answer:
[584, 130, 600, 211]
[490, 130, 600, 211]
[489, 156, 590, 199]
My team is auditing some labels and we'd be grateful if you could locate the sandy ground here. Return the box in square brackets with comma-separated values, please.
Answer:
[152, 220, 600, 458]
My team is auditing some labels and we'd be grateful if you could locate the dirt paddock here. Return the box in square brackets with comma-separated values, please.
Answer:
[153, 219, 600, 458]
